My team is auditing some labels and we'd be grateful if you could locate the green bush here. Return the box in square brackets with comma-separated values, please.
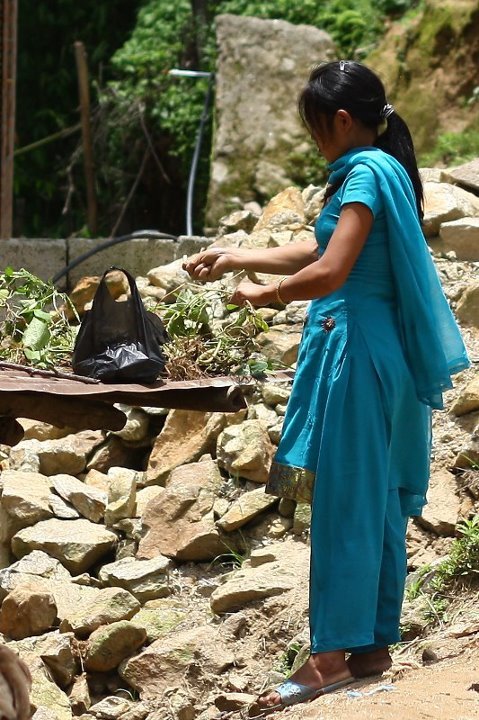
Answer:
[15, 0, 419, 239]
[419, 129, 479, 167]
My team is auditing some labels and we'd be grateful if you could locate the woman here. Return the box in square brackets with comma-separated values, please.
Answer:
[184, 61, 469, 711]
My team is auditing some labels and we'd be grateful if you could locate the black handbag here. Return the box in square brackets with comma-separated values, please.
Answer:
[72, 267, 168, 383]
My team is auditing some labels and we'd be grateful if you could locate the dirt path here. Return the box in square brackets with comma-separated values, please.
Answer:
[260, 649, 479, 720]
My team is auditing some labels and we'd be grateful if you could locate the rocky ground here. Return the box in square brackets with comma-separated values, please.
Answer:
[0, 160, 479, 720]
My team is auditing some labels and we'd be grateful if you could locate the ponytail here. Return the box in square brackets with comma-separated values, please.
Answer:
[299, 61, 424, 221]
[375, 112, 424, 220]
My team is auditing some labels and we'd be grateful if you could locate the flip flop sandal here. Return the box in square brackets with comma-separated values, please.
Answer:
[249, 676, 354, 717]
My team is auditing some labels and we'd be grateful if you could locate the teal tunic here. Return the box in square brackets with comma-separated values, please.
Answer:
[266, 147, 469, 653]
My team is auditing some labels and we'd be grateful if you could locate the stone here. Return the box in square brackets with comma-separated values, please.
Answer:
[98, 556, 171, 601]
[84, 620, 147, 672]
[247, 403, 279, 431]
[437, 217, 479, 261]
[88, 697, 149, 720]
[216, 488, 278, 531]
[293, 503, 311, 535]
[455, 281, 479, 328]
[422, 182, 479, 238]
[119, 625, 235, 699]
[253, 187, 305, 231]
[132, 599, 188, 643]
[443, 158, 479, 194]
[50, 474, 107, 523]
[36, 632, 77, 688]
[59, 587, 140, 637]
[206, 14, 336, 226]
[48, 495, 80, 520]
[11, 519, 118, 574]
[18, 419, 75, 442]
[216, 420, 275, 483]
[83, 469, 110, 493]
[255, 325, 302, 365]
[134, 486, 164, 517]
[138, 458, 231, 561]
[104, 467, 137, 526]
[12, 630, 77, 688]
[0, 582, 57, 639]
[209, 539, 309, 613]
[218, 209, 259, 236]
[68, 675, 91, 715]
[417, 469, 461, 536]
[147, 258, 190, 295]
[26, 653, 73, 720]
[0, 550, 71, 595]
[0, 470, 53, 527]
[215, 693, 257, 712]
[454, 435, 479, 470]
[86, 436, 132, 474]
[261, 383, 291, 408]
[146, 410, 226, 485]
[10, 432, 103, 476]
[111, 406, 150, 443]
[450, 375, 479, 416]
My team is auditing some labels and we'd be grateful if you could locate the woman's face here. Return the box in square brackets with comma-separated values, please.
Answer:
[311, 113, 346, 163]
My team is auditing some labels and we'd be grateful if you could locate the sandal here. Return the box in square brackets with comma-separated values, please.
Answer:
[249, 676, 354, 716]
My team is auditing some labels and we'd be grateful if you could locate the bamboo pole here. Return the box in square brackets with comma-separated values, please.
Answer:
[0, 0, 18, 240]
[74, 40, 97, 235]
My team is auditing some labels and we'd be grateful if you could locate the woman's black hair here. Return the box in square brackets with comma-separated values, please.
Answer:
[298, 60, 424, 219]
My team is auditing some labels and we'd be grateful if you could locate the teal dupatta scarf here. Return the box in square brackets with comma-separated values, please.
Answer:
[328, 147, 470, 409]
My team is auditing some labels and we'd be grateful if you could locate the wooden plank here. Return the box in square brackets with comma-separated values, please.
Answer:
[0, 392, 126, 433]
[0, 0, 17, 239]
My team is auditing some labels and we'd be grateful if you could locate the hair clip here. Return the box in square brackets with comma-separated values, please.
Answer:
[339, 60, 346, 71]
[381, 103, 395, 119]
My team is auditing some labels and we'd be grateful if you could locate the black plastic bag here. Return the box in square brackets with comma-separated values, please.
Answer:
[72, 267, 168, 383]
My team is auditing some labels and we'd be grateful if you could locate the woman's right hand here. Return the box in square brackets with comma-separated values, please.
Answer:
[183, 247, 240, 282]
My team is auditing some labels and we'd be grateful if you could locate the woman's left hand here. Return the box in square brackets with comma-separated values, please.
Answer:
[230, 281, 276, 308]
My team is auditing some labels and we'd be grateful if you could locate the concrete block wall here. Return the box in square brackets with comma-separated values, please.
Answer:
[0, 235, 212, 289]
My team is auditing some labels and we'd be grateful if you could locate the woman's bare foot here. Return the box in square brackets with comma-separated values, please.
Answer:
[347, 647, 392, 678]
[257, 650, 352, 709]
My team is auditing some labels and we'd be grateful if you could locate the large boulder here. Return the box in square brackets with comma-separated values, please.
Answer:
[119, 625, 235, 700]
[146, 410, 226, 485]
[138, 458, 231, 562]
[11, 519, 117, 574]
[216, 420, 275, 483]
[84, 620, 147, 672]
[206, 14, 336, 226]
[0, 582, 57, 639]
[98, 556, 171, 602]
[0, 471, 54, 528]
[50, 474, 107, 523]
[209, 540, 309, 614]
[59, 587, 140, 637]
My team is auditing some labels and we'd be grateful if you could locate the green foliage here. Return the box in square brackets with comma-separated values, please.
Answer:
[15, 0, 142, 237]
[157, 283, 276, 379]
[15, 0, 419, 238]
[419, 129, 479, 167]
[0, 268, 78, 368]
[406, 516, 479, 628]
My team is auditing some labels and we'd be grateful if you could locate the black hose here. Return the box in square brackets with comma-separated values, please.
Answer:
[52, 229, 177, 285]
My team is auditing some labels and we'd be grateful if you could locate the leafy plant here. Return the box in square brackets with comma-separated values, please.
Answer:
[419, 129, 479, 167]
[407, 516, 479, 628]
[0, 268, 78, 368]
[157, 283, 278, 379]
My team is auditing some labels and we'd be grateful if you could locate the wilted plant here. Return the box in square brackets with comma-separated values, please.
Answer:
[0, 267, 78, 368]
[156, 283, 278, 380]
